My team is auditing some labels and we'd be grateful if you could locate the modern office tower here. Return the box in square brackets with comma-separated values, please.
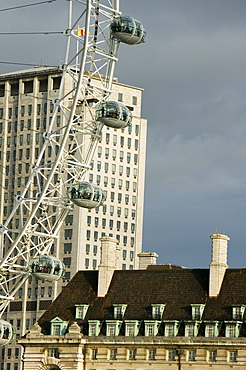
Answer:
[0, 66, 147, 369]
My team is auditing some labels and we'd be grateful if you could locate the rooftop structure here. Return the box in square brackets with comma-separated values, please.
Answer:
[19, 232, 246, 369]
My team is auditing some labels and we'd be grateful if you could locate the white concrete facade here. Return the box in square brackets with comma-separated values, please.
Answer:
[0, 67, 147, 369]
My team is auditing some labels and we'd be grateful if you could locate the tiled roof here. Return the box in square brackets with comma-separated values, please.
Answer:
[38, 267, 246, 336]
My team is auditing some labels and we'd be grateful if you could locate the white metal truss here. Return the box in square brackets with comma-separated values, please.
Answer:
[0, 0, 121, 315]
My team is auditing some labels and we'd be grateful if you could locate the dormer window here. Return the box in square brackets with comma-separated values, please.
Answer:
[184, 321, 201, 337]
[88, 320, 102, 336]
[113, 304, 127, 320]
[163, 321, 180, 337]
[50, 317, 68, 336]
[225, 321, 242, 338]
[204, 321, 221, 337]
[144, 320, 161, 336]
[191, 304, 205, 320]
[106, 320, 122, 336]
[75, 304, 89, 320]
[151, 304, 165, 320]
[125, 320, 141, 336]
[232, 305, 245, 320]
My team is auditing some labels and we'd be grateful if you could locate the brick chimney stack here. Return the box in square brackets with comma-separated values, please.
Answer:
[209, 232, 230, 297]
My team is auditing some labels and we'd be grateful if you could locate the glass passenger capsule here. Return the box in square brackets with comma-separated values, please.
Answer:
[28, 255, 66, 282]
[0, 320, 14, 346]
[96, 101, 132, 128]
[67, 182, 106, 209]
[111, 16, 146, 45]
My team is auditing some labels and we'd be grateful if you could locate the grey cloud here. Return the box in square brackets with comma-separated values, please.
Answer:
[1, 0, 246, 268]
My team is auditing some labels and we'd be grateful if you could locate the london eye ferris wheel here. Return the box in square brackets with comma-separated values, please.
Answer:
[0, 0, 145, 345]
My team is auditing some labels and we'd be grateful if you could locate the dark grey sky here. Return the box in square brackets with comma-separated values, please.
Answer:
[1, 0, 246, 268]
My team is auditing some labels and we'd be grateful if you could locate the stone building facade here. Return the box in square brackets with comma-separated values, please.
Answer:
[20, 233, 246, 369]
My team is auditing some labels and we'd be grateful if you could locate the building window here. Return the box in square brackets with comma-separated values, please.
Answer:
[113, 304, 127, 320]
[130, 251, 134, 261]
[191, 304, 205, 320]
[164, 322, 180, 337]
[63, 272, 70, 280]
[85, 258, 89, 268]
[188, 350, 196, 362]
[64, 243, 72, 253]
[132, 96, 137, 105]
[168, 350, 176, 361]
[75, 304, 89, 320]
[97, 161, 101, 170]
[88, 321, 101, 336]
[204, 322, 220, 337]
[208, 350, 217, 362]
[144, 321, 160, 336]
[228, 350, 237, 363]
[129, 349, 136, 360]
[152, 304, 165, 319]
[232, 305, 245, 320]
[40, 287, 45, 297]
[226, 320, 242, 337]
[148, 349, 156, 361]
[125, 321, 140, 336]
[47, 348, 59, 358]
[48, 286, 52, 296]
[65, 215, 73, 224]
[106, 321, 122, 336]
[65, 229, 73, 239]
[50, 317, 68, 335]
[109, 348, 117, 360]
[118, 92, 123, 102]
[119, 165, 123, 175]
[185, 323, 195, 337]
[91, 348, 97, 360]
